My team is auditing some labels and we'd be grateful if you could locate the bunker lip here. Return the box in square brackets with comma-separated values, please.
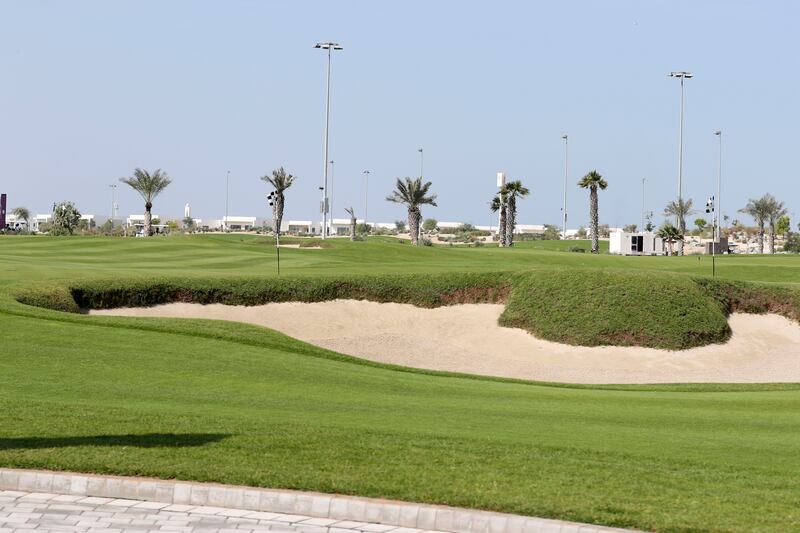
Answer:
[90, 300, 800, 385]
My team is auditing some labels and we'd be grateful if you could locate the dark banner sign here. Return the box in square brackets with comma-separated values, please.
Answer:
[0, 194, 6, 230]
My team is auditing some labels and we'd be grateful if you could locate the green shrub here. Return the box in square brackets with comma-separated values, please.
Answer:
[568, 246, 586, 253]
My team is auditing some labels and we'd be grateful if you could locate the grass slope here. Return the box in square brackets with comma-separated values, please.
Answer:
[2, 235, 800, 531]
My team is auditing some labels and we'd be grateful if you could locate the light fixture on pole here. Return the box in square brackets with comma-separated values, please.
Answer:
[418, 148, 424, 178]
[362, 170, 371, 227]
[109, 184, 117, 230]
[705, 195, 716, 276]
[561, 134, 568, 239]
[714, 130, 722, 243]
[315, 41, 343, 240]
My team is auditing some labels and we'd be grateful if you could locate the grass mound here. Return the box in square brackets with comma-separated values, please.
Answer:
[14, 269, 785, 350]
[500, 270, 732, 350]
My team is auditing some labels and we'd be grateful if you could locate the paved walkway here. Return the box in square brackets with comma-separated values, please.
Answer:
[0, 490, 439, 533]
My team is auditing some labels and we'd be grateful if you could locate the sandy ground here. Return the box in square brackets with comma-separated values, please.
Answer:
[91, 301, 800, 384]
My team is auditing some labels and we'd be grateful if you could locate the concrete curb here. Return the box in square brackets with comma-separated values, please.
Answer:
[0, 468, 638, 533]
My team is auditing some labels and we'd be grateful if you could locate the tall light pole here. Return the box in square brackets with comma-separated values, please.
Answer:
[361, 169, 371, 228]
[641, 177, 646, 232]
[109, 184, 117, 230]
[418, 148, 424, 178]
[315, 41, 343, 239]
[329, 160, 335, 233]
[561, 134, 568, 239]
[669, 71, 693, 204]
[714, 130, 722, 243]
[224, 170, 230, 232]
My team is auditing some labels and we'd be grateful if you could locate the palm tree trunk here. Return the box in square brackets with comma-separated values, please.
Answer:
[505, 196, 516, 247]
[677, 217, 685, 256]
[144, 202, 153, 237]
[408, 207, 420, 245]
[273, 194, 284, 240]
[590, 186, 599, 254]
[768, 221, 775, 254]
[349, 216, 356, 241]
[498, 205, 507, 247]
[758, 224, 765, 254]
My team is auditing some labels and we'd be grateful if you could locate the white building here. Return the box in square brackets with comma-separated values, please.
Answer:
[610, 231, 665, 255]
[222, 216, 257, 231]
[31, 214, 52, 232]
[280, 220, 319, 235]
[184, 203, 191, 219]
[330, 218, 363, 236]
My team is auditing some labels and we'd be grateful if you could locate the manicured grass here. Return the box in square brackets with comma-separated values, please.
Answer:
[2, 234, 800, 531]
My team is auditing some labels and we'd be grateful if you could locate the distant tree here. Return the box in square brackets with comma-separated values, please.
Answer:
[356, 222, 372, 235]
[623, 224, 638, 233]
[694, 218, 708, 233]
[784, 233, 800, 254]
[52, 201, 81, 235]
[764, 195, 787, 253]
[657, 222, 683, 256]
[11, 207, 30, 229]
[578, 170, 608, 254]
[503, 180, 530, 247]
[576, 226, 587, 239]
[182, 217, 195, 232]
[422, 218, 438, 232]
[598, 224, 611, 238]
[776, 215, 791, 237]
[394, 220, 407, 232]
[261, 167, 297, 240]
[344, 207, 357, 241]
[386, 177, 437, 246]
[664, 198, 694, 256]
[490, 190, 508, 246]
[166, 220, 179, 233]
[739, 196, 770, 254]
[120, 168, 172, 237]
[541, 225, 560, 240]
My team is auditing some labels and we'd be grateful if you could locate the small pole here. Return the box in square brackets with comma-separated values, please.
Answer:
[276, 232, 281, 276]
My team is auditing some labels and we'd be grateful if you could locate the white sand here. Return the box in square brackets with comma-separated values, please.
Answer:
[91, 301, 800, 384]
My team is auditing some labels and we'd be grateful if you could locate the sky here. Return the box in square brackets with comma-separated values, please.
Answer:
[1, 0, 798, 228]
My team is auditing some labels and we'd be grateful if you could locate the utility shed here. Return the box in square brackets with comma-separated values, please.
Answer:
[610, 231, 665, 255]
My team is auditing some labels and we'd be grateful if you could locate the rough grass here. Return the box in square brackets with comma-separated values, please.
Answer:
[12, 268, 800, 351]
[500, 270, 732, 350]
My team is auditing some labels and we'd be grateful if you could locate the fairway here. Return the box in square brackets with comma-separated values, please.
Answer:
[2, 235, 800, 532]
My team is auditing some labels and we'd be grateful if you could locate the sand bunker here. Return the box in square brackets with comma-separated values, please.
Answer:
[91, 301, 800, 384]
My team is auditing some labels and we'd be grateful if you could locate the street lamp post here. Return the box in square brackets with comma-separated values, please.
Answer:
[714, 130, 722, 243]
[109, 184, 117, 230]
[329, 160, 335, 235]
[225, 170, 230, 232]
[641, 177, 645, 232]
[362, 170, 371, 228]
[561, 134, 568, 239]
[315, 41, 343, 239]
[669, 71, 693, 255]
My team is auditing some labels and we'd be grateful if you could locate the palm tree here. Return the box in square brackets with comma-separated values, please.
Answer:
[503, 180, 530, 247]
[663, 198, 695, 256]
[11, 207, 30, 229]
[261, 167, 297, 240]
[763, 194, 787, 254]
[657, 222, 683, 256]
[119, 168, 172, 237]
[386, 177, 437, 245]
[578, 170, 608, 254]
[739, 196, 769, 254]
[344, 207, 357, 241]
[490, 190, 507, 247]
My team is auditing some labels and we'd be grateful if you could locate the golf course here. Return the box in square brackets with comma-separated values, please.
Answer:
[2, 234, 800, 532]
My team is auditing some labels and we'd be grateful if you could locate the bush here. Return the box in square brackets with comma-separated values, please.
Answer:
[568, 246, 586, 253]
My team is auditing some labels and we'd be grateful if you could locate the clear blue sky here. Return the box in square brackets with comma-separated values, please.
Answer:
[1, 0, 798, 228]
